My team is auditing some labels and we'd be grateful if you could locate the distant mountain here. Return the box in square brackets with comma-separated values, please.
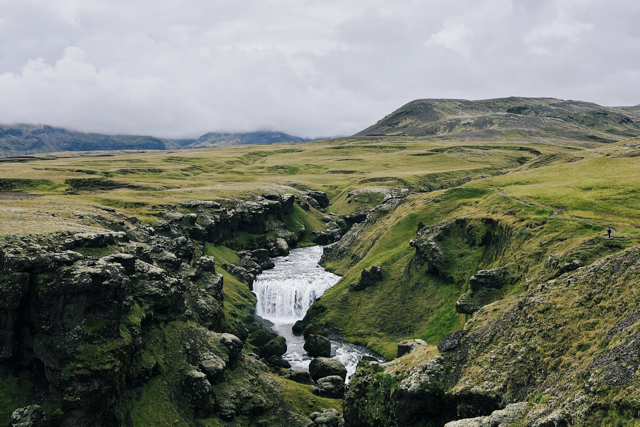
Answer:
[355, 97, 640, 144]
[0, 126, 307, 158]
[183, 131, 306, 149]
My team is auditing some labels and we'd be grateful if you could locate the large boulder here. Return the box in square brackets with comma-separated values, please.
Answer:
[304, 334, 331, 357]
[287, 370, 315, 385]
[312, 376, 345, 399]
[309, 357, 347, 382]
[349, 265, 383, 291]
[261, 336, 287, 358]
[309, 409, 343, 427]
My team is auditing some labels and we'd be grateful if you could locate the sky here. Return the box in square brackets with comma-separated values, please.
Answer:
[1, 0, 640, 139]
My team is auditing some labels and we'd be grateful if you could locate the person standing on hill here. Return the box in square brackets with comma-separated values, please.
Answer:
[607, 228, 612, 239]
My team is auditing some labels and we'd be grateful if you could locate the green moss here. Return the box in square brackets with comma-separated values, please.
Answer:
[123, 377, 190, 427]
[74, 245, 119, 258]
[0, 375, 31, 426]
[278, 378, 342, 417]
[84, 319, 107, 336]
[283, 203, 326, 246]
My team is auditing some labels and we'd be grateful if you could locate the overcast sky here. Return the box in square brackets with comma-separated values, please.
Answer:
[1, 0, 639, 138]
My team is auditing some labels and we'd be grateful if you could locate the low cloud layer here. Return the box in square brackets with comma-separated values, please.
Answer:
[1, 0, 639, 138]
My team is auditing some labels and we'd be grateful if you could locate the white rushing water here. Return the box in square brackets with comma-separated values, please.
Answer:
[253, 245, 385, 379]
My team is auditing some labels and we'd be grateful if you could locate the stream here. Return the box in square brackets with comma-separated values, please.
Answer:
[253, 245, 385, 379]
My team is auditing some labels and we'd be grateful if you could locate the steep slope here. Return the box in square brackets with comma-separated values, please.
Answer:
[344, 244, 640, 426]
[184, 131, 306, 149]
[355, 97, 640, 144]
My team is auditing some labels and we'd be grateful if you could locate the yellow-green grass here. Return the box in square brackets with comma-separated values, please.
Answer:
[314, 180, 639, 358]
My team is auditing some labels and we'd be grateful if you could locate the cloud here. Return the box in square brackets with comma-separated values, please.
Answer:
[427, 22, 472, 55]
[0, 0, 639, 138]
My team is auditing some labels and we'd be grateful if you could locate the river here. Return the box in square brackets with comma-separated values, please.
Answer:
[253, 245, 385, 379]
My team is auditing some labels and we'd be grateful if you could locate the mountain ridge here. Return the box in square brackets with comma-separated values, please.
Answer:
[355, 96, 640, 144]
[0, 125, 309, 158]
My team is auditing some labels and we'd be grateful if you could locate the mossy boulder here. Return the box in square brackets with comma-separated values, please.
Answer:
[312, 376, 345, 399]
[261, 336, 287, 358]
[304, 334, 331, 357]
[309, 358, 347, 382]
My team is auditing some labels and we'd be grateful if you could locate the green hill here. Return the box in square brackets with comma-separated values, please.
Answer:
[355, 97, 640, 145]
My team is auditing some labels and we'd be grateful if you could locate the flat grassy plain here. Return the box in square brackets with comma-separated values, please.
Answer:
[2, 136, 640, 358]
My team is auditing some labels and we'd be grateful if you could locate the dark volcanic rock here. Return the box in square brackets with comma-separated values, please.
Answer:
[309, 357, 347, 382]
[304, 334, 331, 357]
[305, 191, 330, 209]
[468, 269, 505, 292]
[437, 330, 466, 353]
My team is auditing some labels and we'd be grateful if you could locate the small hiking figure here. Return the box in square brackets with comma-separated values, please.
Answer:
[607, 228, 612, 239]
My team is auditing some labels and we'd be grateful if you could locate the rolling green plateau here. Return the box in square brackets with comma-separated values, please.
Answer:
[1, 97, 640, 426]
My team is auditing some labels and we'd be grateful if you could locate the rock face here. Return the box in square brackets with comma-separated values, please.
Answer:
[344, 245, 640, 426]
[349, 265, 383, 291]
[0, 193, 335, 427]
[304, 334, 331, 357]
[309, 357, 347, 382]
[436, 330, 466, 353]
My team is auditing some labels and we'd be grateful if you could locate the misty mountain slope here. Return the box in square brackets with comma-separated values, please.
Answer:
[0, 124, 184, 157]
[184, 131, 306, 148]
[0, 126, 307, 157]
[355, 97, 640, 144]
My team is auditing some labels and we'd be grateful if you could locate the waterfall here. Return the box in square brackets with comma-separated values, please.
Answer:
[253, 245, 385, 377]
[254, 245, 339, 323]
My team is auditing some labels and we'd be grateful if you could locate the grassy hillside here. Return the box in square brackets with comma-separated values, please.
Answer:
[0, 133, 639, 360]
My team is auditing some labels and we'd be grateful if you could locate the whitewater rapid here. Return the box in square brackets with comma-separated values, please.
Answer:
[253, 245, 384, 379]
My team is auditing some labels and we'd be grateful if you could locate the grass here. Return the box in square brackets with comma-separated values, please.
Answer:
[277, 377, 342, 417]
[1, 136, 640, 408]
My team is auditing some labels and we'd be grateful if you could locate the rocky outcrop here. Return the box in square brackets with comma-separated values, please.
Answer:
[344, 245, 640, 426]
[349, 265, 383, 291]
[0, 193, 337, 427]
[312, 376, 345, 399]
[305, 191, 330, 209]
[468, 269, 506, 292]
